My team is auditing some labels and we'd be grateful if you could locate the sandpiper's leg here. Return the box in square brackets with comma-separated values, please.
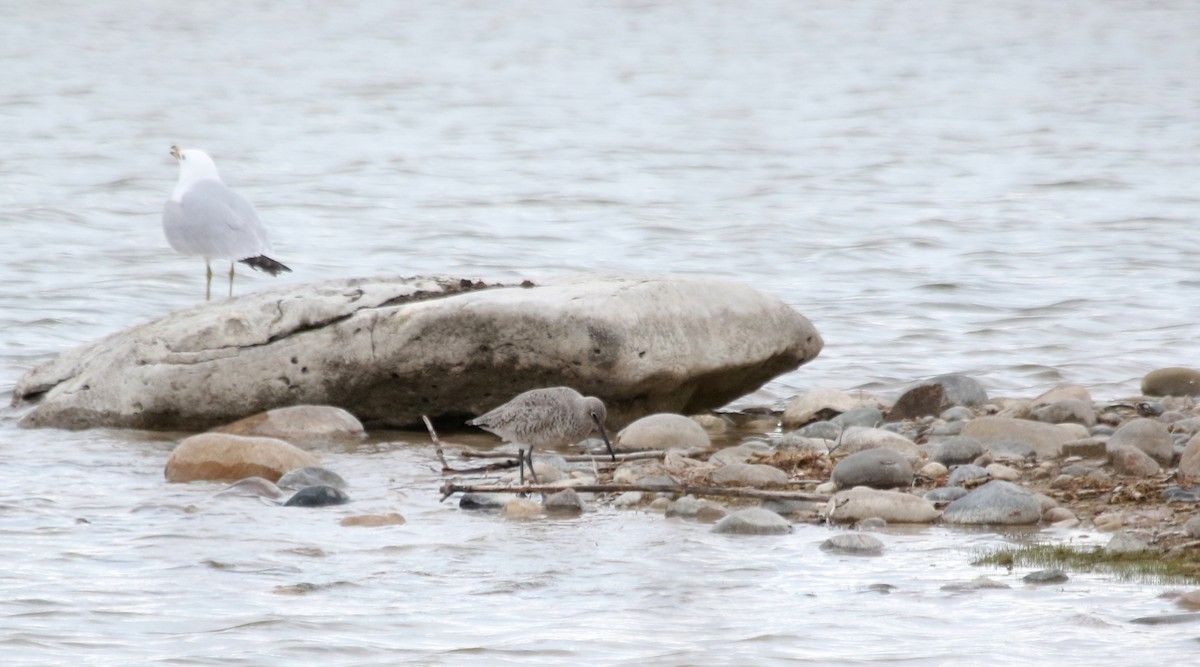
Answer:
[205, 260, 213, 301]
[525, 447, 540, 485]
[228, 262, 236, 298]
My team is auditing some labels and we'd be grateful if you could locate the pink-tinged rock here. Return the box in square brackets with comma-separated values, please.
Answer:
[165, 433, 319, 483]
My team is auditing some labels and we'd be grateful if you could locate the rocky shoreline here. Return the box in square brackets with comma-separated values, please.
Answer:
[163, 368, 1200, 568]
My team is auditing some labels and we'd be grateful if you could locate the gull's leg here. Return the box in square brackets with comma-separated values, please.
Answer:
[228, 262, 236, 298]
[205, 260, 213, 301]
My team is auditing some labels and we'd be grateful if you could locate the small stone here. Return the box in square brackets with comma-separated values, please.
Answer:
[924, 487, 968, 502]
[909, 374, 989, 407]
[1061, 438, 1108, 459]
[690, 414, 729, 435]
[1185, 516, 1200, 538]
[820, 533, 884, 555]
[647, 497, 672, 512]
[943, 480, 1042, 525]
[543, 488, 585, 513]
[826, 488, 940, 524]
[1108, 419, 1174, 465]
[712, 508, 793, 535]
[1176, 591, 1200, 611]
[709, 444, 758, 466]
[1023, 569, 1069, 585]
[793, 421, 844, 441]
[782, 389, 868, 428]
[984, 463, 1021, 482]
[837, 427, 921, 460]
[961, 416, 1075, 458]
[502, 498, 542, 519]
[1030, 399, 1096, 427]
[215, 476, 283, 499]
[832, 406, 884, 429]
[931, 436, 985, 466]
[214, 405, 365, 444]
[815, 481, 838, 495]
[165, 433, 319, 483]
[695, 505, 728, 522]
[887, 384, 947, 421]
[616, 413, 711, 451]
[941, 576, 1010, 591]
[1105, 530, 1151, 554]
[1179, 435, 1200, 483]
[855, 517, 888, 530]
[1111, 446, 1161, 477]
[1032, 385, 1092, 407]
[1094, 512, 1126, 531]
[278, 466, 348, 490]
[710, 463, 788, 487]
[947, 464, 990, 487]
[613, 491, 644, 508]
[1042, 507, 1077, 523]
[340, 513, 406, 527]
[832, 448, 914, 489]
[284, 485, 350, 507]
[460, 493, 506, 510]
[919, 461, 948, 478]
[1142, 367, 1200, 397]
[939, 406, 974, 422]
[666, 495, 726, 519]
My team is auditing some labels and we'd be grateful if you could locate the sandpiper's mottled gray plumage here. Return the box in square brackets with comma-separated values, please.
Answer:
[467, 386, 617, 484]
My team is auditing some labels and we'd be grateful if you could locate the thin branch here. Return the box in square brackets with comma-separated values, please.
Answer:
[422, 415, 451, 471]
[440, 480, 830, 503]
[456, 448, 708, 462]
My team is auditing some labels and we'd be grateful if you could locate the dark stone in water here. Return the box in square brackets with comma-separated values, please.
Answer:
[1023, 569, 1069, 585]
[459, 492, 505, 510]
[284, 485, 350, 507]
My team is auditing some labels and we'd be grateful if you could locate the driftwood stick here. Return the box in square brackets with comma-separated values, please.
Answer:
[456, 448, 708, 462]
[440, 480, 830, 503]
[422, 415, 452, 471]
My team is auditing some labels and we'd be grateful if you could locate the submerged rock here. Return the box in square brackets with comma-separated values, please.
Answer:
[820, 533, 884, 555]
[13, 274, 821, 431]
[284, 485, 350, 507]
[712, 508, 793, 535]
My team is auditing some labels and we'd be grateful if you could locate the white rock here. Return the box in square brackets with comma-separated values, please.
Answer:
[14, 275, 822, 430]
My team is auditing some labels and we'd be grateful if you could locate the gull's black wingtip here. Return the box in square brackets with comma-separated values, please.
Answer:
[239, 255, 292, 276]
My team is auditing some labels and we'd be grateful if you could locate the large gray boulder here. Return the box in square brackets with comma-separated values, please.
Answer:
[12, 274, 822, 431]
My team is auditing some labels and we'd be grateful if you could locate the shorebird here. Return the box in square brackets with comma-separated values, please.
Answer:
[162, 145, 292, 300]
[467, 386, 617, 485]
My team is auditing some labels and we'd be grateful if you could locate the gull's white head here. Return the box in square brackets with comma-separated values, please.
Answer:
[169, 145, 221, 201]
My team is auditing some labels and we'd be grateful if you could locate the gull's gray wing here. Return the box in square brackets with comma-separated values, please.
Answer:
[162, 180, 273, 260]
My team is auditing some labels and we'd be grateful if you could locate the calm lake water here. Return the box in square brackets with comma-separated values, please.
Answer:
[3, 1, 1200, 664]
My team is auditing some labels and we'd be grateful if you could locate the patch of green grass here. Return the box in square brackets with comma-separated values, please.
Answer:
[974, 544, 1200, 585]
